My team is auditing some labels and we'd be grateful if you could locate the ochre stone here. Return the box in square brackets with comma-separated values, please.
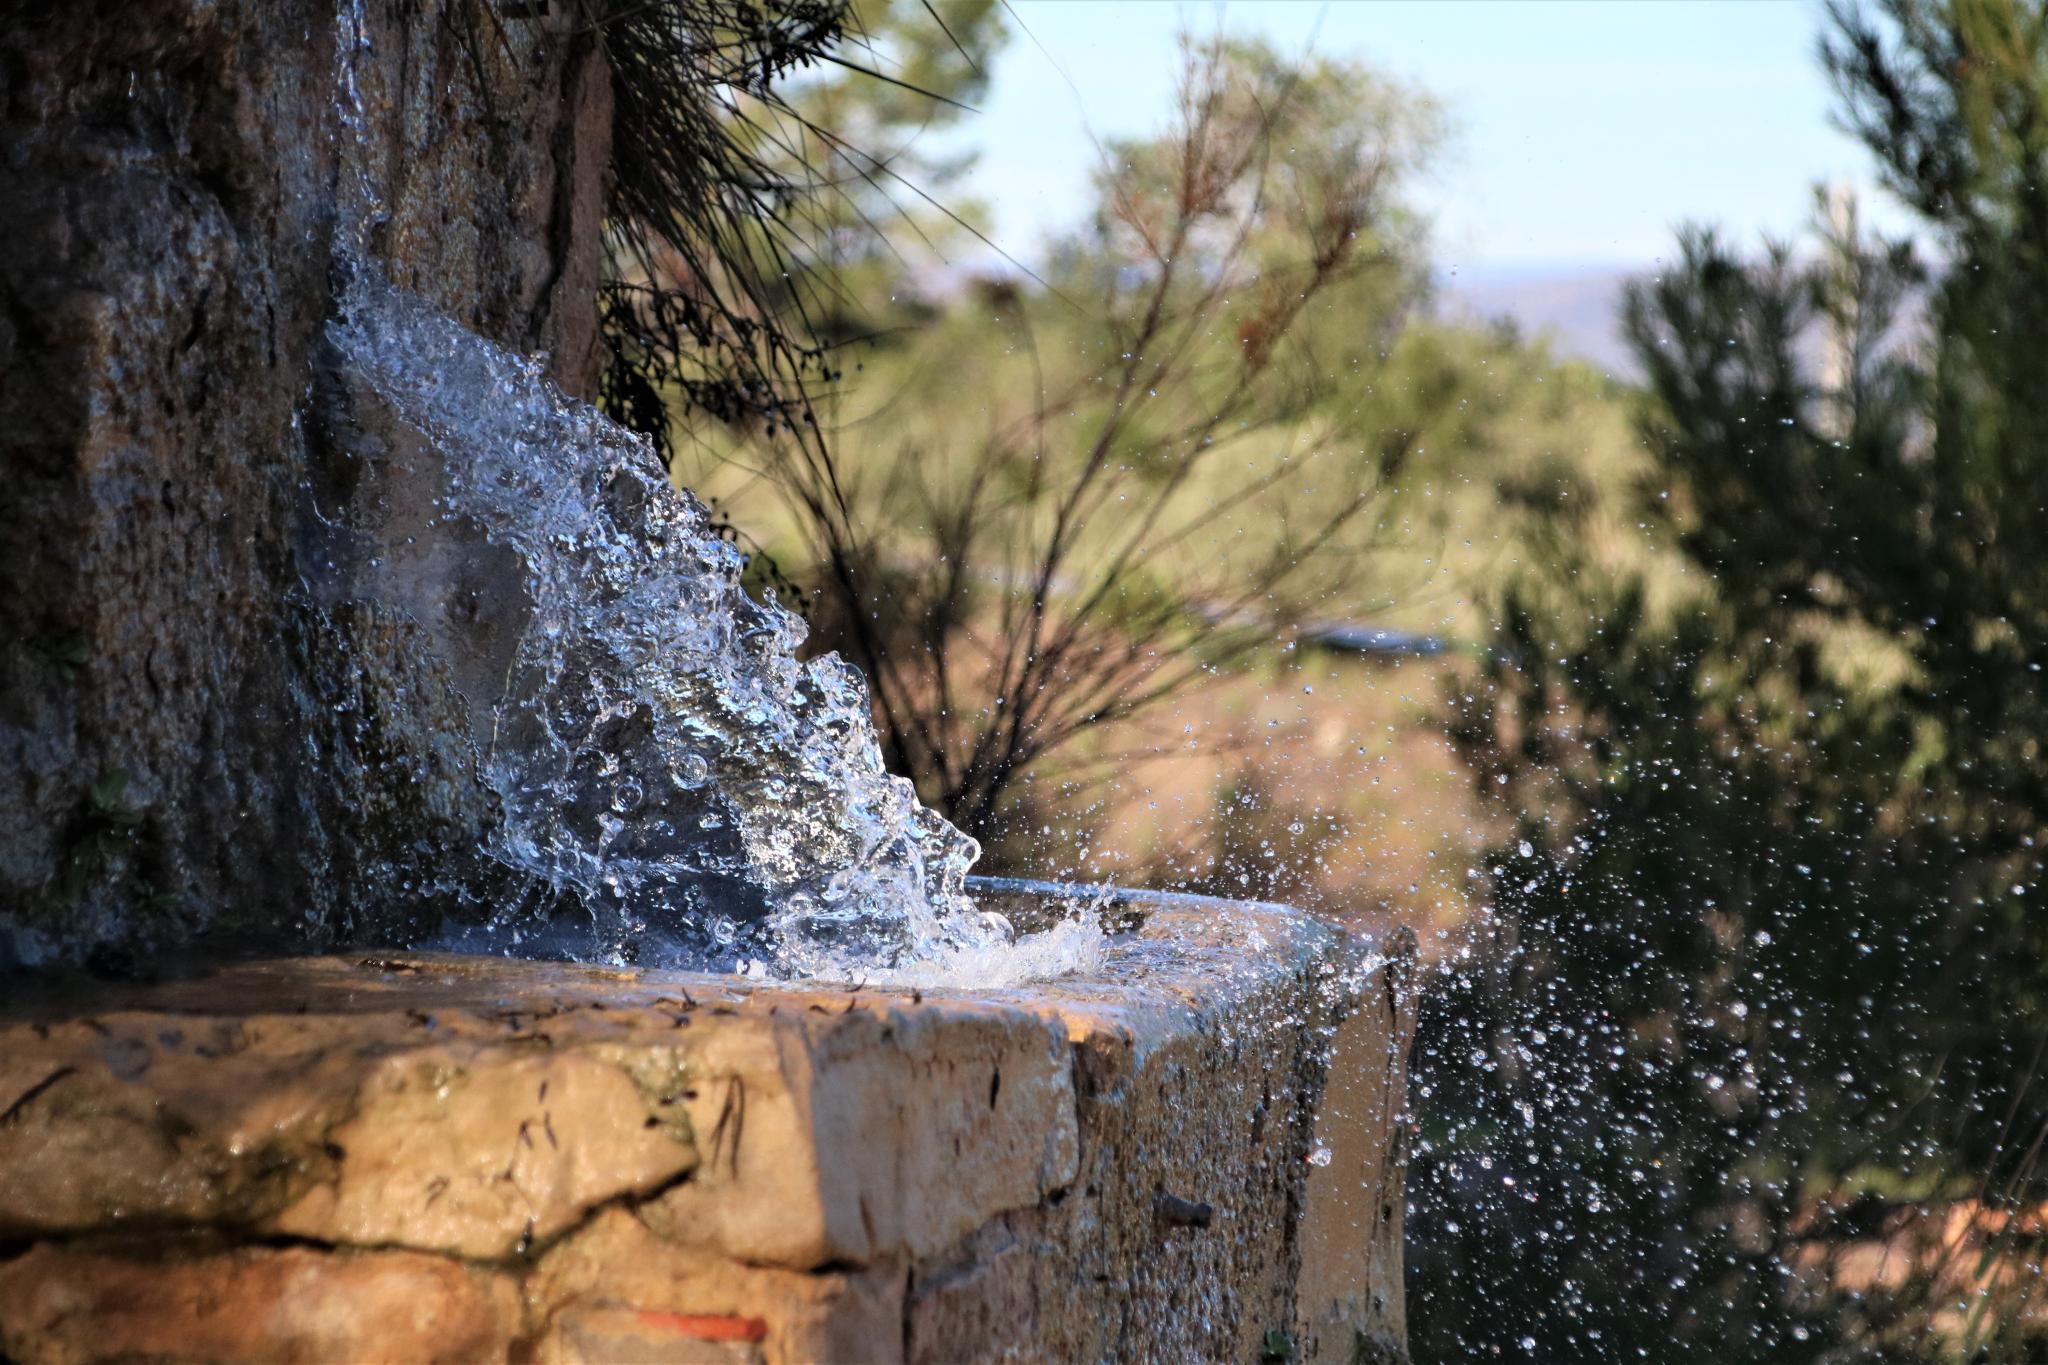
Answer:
[1296, 927, 1421, 1361]
[0, 1243, 520, 1364]
[635, 994, 1077, 1269]
[0, 1000, 700, 1258]
[528, 1208, 901, 1365]
[269, 1040, 700, 1258]
[0, 896, 1417, 1362]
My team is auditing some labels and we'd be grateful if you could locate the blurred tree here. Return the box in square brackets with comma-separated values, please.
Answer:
[1409, 1, 2048, 1359]
[719, 35, 1450, 851]
[785, 0, 1003, 235]
[597, 0, 1001, 463]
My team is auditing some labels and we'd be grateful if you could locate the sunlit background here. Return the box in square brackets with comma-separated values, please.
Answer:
[688, 4, 2048, 1355]
[938, 1, 1913, 370]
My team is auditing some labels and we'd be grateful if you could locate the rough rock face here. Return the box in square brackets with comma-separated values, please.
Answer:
[0, 896, 1419, 1363]
[0, 0, 610, 963]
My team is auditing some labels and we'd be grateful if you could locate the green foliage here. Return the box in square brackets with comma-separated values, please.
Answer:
[1411, 2, 2048, 1358]
[693, 33, 1458, 846]
[792, 0, 1003, 196]
[596, 0, 853, 451]
[594, 0, 1002, 444]
[750, 0, 1006, 300]
[595, 0, 1011, 575]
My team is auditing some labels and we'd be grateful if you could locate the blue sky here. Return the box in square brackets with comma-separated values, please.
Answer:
[936, 1, 1907, 276]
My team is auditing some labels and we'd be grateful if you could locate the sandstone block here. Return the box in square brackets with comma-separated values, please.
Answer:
[0, 1243, 520, 1365]
[0, 892, 1417, 1362]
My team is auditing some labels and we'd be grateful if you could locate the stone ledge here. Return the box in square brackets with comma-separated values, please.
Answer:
[0, 892, 1415, 1363]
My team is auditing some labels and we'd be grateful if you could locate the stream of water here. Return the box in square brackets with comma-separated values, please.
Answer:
[319, 8, 1099, 979]
[327, 270, 1111, 981]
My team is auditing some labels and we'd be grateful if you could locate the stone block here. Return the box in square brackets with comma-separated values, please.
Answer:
[0, 891, 1416, 1362]
[0, 1243, 520, 1364]
[0, 995, 700, 1259]
[528, 1208, 901, 1365]
[1296, 928, 1421, 1363]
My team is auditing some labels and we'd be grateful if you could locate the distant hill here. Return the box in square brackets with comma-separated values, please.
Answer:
[1435, 264, 1640, 377]
[1437, 258, 1930, 382]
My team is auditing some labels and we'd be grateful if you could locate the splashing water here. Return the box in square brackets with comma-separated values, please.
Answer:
[324, 270, 1066, 978]
[314, 1, 1102, 982]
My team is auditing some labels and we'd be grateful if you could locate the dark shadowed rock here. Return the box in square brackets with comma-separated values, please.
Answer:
[0, 0, 611, 965]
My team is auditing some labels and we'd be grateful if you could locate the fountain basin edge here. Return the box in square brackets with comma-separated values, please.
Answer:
[0, 887, 1417, 1364]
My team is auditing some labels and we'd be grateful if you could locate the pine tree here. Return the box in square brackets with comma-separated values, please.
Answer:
[1409, 2, 2048, 1358]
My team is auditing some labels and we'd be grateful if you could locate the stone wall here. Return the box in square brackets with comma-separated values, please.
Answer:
[0, 0, 609, 964]
[0, 894, 1417, 1363]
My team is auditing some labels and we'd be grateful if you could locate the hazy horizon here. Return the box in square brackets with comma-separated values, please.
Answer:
[927, 1, 1911, 280]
